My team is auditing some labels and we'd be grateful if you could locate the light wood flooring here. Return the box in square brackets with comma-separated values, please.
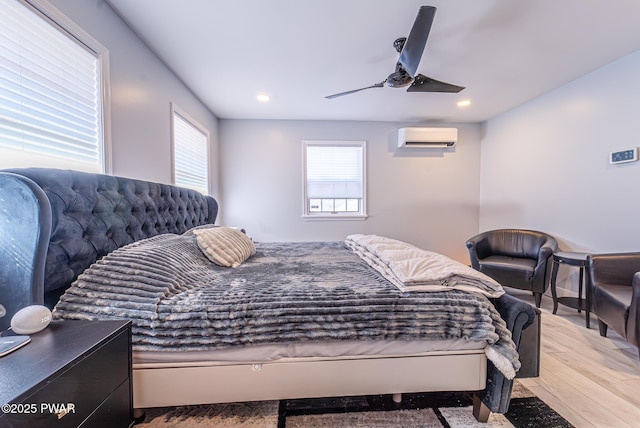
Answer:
[508, 288, 640, 428]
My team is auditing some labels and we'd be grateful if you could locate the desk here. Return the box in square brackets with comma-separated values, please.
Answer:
[550, 251, 590, 327]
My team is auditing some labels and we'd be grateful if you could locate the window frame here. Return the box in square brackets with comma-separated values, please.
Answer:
[302, 139, 367, 220]
[170, 103, 210, 195]
[0, 0, 112, 173]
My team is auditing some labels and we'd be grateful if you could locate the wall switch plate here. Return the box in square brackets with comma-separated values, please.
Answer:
[610, 148, 638, 164]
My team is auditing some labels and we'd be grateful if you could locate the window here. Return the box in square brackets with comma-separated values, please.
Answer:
[171, 104, 209, 195]
[0, 0, 110, 173]
[303, 140, 366, 219]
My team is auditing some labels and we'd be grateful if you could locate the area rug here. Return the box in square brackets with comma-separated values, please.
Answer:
[135, 381, 573, 427]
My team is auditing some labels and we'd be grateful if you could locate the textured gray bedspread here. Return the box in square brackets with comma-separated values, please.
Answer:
[53, 233, 519, 375]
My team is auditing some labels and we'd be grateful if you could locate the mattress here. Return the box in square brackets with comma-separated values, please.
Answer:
[133, 338, 487, 366]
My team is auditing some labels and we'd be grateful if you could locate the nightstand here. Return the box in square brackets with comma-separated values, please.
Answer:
[0, 320, 132, 427]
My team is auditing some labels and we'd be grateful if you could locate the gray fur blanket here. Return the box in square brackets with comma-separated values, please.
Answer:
[53, 232, 520, 377]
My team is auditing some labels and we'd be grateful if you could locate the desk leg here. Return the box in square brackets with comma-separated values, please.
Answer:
[551, 260, 560, 314]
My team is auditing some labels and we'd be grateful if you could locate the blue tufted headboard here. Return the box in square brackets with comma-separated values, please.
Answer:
[0, 168, 218, 314]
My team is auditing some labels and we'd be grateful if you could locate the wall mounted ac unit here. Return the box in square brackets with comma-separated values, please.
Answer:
[397, 127, 458, 148]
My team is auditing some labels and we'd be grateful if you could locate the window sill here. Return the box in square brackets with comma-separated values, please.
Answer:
[303, 214, 368, 221]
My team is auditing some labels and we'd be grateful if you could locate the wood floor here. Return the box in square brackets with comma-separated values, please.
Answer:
[509, 289, 640, 428]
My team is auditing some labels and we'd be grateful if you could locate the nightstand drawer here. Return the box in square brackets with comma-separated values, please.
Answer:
[2, 325, 130, 427]
[79, 380, 131, 427]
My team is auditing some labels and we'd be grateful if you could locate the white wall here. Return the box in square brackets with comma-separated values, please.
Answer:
[480, 50, 640, 292]
[219, 119, 482, 262]
[47, 0, 220, 197]
[480, 49, 640, 252]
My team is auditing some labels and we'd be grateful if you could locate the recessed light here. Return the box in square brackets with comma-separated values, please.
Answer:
[457, 99, 471, 108]
[256, 94, 270, 103]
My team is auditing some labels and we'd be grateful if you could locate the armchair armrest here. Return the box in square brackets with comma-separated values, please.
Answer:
[626, 273, 640, 347]
[532, 244, 554, 273]
[465, 232, 491, 269]
[532, 240, 556, 282]
[536, 243, 555, 265]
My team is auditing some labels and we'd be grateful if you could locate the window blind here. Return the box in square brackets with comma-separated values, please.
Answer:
[0, 0, 103, 172]
[306, 144, 363, 199]
[173, 111, 209, 195]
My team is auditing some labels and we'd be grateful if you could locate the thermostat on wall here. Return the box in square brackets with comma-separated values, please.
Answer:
[610, 147, 638, 164]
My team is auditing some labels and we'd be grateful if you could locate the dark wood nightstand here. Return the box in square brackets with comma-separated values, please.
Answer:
[0, 320, 132, 427]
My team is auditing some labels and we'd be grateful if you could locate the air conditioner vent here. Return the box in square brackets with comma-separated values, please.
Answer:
[397, 127, 458, 148]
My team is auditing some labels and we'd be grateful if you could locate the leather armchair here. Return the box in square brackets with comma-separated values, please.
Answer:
[586, 253, 640, 357]
[466, 229, 558, 307]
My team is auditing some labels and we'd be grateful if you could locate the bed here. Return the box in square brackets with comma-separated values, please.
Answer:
[0, 168, 537, 423]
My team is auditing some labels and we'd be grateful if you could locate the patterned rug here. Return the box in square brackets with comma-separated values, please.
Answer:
[135, 381, 573, 427]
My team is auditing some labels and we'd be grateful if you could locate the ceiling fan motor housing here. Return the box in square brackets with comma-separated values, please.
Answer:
[386, 70, 414, 88]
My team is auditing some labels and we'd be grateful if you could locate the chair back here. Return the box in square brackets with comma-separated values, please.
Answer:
[477, 229, 555, 260]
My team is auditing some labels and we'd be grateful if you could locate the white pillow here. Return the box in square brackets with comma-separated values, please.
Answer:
[192, 227, 255, 267]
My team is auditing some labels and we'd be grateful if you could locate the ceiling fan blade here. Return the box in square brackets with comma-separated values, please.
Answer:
[407, 74, 465, 93]
[325, 81, 385, 99]
[397, 6, 436, 77]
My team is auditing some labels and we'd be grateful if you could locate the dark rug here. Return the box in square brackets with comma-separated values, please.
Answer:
[136, 381, 573, 427]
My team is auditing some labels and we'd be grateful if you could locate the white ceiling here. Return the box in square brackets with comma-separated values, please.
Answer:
[106, 0, 640, 123]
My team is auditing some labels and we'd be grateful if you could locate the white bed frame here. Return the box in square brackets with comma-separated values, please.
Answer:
[132, 349, 490, 421]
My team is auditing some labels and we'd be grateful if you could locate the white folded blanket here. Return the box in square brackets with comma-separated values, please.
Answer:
[345, 234, 504, 298]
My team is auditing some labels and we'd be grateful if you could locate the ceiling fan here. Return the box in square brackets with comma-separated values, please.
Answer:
[325, 6, 464, 99]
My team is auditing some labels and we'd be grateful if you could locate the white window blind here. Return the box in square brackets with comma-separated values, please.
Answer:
[303, 140, 366, 217]
[172, 106, 209, 195]
[0, 0, 106, 173]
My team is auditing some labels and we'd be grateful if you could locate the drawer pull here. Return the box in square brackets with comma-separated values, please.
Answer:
[40, 403, 76, 419]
